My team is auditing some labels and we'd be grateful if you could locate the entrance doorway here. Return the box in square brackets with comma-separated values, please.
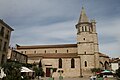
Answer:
[46, 68, 51, 77]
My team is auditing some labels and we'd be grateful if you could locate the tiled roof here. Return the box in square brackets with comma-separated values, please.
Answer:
[99, 52, 109, 58]
[110, 58, 120, 63]
[16, 44, 77, 49]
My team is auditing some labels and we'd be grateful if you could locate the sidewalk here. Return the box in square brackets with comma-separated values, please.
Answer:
[34, 77, 116, 80]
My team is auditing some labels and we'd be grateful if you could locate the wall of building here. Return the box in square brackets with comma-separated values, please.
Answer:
[111, 63, 118, 71]
[17, 47, 77, 55]
[42, 58, 80, 77]
[0, 20, 13, 65]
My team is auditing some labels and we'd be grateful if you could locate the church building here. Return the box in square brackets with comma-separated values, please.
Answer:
[16, 7, 110, 77]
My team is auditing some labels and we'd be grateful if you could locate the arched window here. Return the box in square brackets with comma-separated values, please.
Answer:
[59, 58, 62, 68]
[71, 58, 75, 68]
[83, 38, 85, 40]
[45, 50, 46, 53]
[85, 61, 87, 67]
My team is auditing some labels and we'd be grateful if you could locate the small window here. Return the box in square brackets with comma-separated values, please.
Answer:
[67, 50, 69, 53]
[45, 50, 46, 53]
[83, 38, 85, 40]
[84, 52, 86, 54]
[55, 50, 57, 53]
[21, 51, 23, 53]
[34, 51, 36, 53]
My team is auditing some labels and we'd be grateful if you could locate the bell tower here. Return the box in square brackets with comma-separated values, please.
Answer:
[76, 7, 99, 69]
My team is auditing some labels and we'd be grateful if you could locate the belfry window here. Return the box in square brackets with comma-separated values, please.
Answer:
[71, 58, 75, 68]
[85, 26, 87, 31]
[85, 61, 87, 67]
[82, 27, 84, 32]
[59, 58, 62, 68]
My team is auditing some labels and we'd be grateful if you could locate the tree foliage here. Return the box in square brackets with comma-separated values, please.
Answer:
[2, 62, 22, 80]
[116, 67, 120, 78]
[91, 68, 102, 75]
[33, 66, 44, 77]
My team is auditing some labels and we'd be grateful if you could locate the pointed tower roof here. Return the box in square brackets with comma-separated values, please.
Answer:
[78, 7, 89, 23]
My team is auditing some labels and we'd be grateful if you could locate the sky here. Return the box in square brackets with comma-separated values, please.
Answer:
[0, 0, 120, 58]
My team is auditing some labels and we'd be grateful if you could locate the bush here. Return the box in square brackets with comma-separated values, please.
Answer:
[116, 67, 120, 78]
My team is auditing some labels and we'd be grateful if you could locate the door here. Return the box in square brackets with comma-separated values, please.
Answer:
[46, 68, 51, 77]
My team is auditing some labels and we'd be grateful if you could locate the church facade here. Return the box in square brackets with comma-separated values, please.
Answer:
[16, 7, 110, 77]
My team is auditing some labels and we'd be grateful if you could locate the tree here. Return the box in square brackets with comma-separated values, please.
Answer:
[116, 67, 120, 78]
[33, 66, 44, 79]
[2, 62, 22, 80]
[91, 68, 102, 75]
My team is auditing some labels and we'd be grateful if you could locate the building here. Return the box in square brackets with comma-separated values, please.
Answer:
[7, 48, 28, 64]
[110, 57, 120, 71]
[0, 19, 14, 65]
[16, 7, 110, 77]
